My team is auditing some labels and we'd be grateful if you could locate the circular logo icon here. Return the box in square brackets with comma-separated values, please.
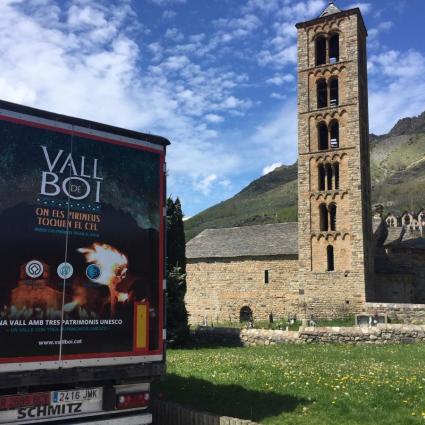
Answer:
[25, 260, 44, 279]
[86, 264, 101, 280]
[57, 262, 74, 280]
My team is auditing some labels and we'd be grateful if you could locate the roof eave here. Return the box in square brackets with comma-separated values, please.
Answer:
[187, 253, 299, 261]
[295, 8, 367, 37]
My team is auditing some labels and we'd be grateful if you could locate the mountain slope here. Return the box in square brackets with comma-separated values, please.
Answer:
[185, 112, 425, 241]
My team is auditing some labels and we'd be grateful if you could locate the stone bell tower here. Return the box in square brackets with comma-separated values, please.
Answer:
[296, 1, 373, 317]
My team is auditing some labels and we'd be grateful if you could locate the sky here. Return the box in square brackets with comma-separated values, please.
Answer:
[0, 0, 425, 217]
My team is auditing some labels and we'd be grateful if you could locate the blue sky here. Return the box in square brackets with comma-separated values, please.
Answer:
[1, 0, 424, 217]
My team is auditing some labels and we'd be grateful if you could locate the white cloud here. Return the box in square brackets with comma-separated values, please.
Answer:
[368, 49, 425, 134]
[219, 179, 231, 188]
[250, 96, 298, 166]
[205, 114, 224, 123]
[245, 0, 325, 19]
[258, 45, 297, 67]
[378, 21, 393, 31]
[162, 9, 177, 19]
[370, 50, 425, 79]
[266, 73, 294, 86]
[221, 96, 252, 110]
[148, 42, 163, 61]
[368, 21, 393, 49]
[165, 27, 184, 42]
[263, 162, 283, 175]
[194, 174, 217, 196]
[254, 1, 325, 69]
[215, 14, 262, 32]
[279, 0, 325, 21]
[148, 0, 186, 5]
[211, 14, 262, 45]
[347, 2, 372, 14]
[243, 0, 281, 14]
[270, 92, 287, 100]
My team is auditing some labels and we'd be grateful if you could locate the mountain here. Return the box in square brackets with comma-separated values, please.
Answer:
[185, 112, 425, 241]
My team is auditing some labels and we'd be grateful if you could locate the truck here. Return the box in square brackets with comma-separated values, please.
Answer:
[0, 100, 169, 424]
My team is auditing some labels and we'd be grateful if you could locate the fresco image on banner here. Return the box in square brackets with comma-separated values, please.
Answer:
[0, 118, 161, 360]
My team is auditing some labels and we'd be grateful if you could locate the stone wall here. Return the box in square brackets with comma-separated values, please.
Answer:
[185, 256, 299, 325]
[297, 325, 425, 344]
[194, 324, 425, 346]
[366, 302, 425, 324]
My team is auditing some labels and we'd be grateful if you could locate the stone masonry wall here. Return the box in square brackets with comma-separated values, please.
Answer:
[299, 325, 425, 344]
[185, 256, 299, 325]
[366, 303, 425, 324]
[240, 325, 425, 345]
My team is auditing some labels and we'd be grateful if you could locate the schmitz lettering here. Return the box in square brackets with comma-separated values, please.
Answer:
[17, 403, 82, 419]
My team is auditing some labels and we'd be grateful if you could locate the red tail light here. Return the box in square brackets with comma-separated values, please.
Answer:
[116, 392, 150, 410]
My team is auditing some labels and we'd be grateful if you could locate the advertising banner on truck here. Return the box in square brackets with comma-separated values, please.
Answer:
[0, 106, 165, 370]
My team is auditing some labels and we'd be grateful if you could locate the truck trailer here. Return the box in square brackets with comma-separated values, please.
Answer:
[0, 100, 169, 424]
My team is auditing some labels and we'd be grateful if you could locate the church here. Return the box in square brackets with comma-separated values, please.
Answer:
[185, 2, 425, 325]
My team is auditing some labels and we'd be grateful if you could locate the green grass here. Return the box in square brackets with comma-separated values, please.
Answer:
[155, 344, 425, 424]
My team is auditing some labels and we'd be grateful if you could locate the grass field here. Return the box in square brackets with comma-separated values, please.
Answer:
[156, 344, 425, 424]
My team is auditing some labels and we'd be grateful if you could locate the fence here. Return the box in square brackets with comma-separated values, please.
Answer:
[152, 400, 259, 425]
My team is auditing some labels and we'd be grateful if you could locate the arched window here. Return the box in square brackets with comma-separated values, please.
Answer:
[317, 79, 328, 108]
[318, 164, 326, 191]
[329, 203, 337, 231]
[334, 162, 340, 190]
[330, 121, 339, 148]
[319, 203, 328, 231]
[404, 215, 411, 226]
[329, 33, 339, 63]
[240, 306, 253, 322]
[327, 245, 335, 271]
[325, 163, 333, 190]
[330, 78, 339, 106]
[318, 122, 329, 150]
[315, 36, 326, 66]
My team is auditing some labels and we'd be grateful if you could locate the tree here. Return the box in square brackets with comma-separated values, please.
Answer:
[167, 198, 186, 274]
[166, 197, 189, 344]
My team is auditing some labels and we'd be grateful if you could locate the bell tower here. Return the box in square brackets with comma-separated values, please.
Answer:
[296, 1, 373, 317]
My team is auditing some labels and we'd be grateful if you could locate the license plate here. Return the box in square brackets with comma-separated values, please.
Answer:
[0, 387, 103, 424]
[52, 388, 100, 404]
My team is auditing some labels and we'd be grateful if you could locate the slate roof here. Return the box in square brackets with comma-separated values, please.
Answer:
[186, 223, 298, 259]
[320, 1, 341, 17]
[383, 227, 425, 250]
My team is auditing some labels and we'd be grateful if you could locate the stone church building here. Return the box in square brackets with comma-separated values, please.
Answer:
[185, 2, 425, 325]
